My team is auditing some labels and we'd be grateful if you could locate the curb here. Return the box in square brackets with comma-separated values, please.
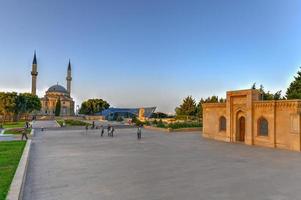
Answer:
[54, 120, 61, 127]
[30, 129, 35, 136]
[6, 140, 32, 200]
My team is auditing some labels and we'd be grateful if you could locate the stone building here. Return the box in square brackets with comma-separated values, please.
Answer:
[202, 89, 301, 151]
[31, 52, 75, 116]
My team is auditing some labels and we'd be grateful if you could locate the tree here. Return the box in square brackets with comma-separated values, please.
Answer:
[175, 96, 197, 118]
[286, 68, 301, 99]
[0, 92, 18, 122]
[0, 92, 41, 122]
[55, 98, 61, 116]
[196, 96, 225, 120]
[204, 96, 219, 103]
[196, 98, 205, 119]
[251, 83, 283, 100]
[151, 112, 169, 118]
[79, 99, 110, 115]
[16, 93, 41, 119]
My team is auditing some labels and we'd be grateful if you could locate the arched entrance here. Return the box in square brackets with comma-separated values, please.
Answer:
[237, 116, 245, 142]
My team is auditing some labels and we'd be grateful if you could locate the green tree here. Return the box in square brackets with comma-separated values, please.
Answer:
[0, 92, 41, 122]
[251, 83, 282, 100]
[286, 68, 301, 99]
[196, 96, 225, 120]
[151, 112, 169, 118]
[0, 92, 18, 122]
[55, 98, 61, 116]
[196, 98, 205, 119]
[16, 93, 41, 120]
[79, 99, 110, 115]
[175, 96, 197, 118]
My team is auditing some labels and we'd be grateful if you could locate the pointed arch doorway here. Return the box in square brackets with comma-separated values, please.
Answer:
[237, 116, 245, 142]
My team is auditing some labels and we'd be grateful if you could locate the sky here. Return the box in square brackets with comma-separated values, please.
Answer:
[0, 0, 301, 113]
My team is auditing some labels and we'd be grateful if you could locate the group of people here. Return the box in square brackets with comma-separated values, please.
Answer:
[106, 125, 115, 137]
[85, 123, 115, 137]
[85, 121, 143, 139]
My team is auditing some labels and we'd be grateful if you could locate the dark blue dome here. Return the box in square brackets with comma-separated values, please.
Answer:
[47, 84, 68, 93]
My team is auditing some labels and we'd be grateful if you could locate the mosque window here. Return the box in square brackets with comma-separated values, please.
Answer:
[258, 117, 268, 136]
[219, 116, 226, 131]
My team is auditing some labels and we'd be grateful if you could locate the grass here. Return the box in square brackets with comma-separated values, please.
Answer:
[0, 141, 26, 200]
[2, 121, 26, 129]
[4, 128, 31, 135]
[56, 120, 64, 127]
[56, 119, 90, 127]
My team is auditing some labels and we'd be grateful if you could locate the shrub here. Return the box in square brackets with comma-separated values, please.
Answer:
[168, 122, 202, 129]
[64, 119, 89, 126]
[56, 120, 64, 127]
[131, 116, 144, 126]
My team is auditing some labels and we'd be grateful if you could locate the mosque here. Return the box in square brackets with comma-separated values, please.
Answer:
[30, 52, 75, 116]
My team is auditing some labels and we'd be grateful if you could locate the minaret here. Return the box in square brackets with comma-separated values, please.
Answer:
[66, 59, 72, 96]
[31, 51, 38, 95]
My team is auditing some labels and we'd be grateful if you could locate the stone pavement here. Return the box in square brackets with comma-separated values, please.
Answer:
[23, 128, 301, 200]
[31, 120, 60, 129]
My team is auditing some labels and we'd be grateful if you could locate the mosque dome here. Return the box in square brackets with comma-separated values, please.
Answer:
[47, 84, 68, 94]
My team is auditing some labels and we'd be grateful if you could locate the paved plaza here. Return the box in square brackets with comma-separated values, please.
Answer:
[31, 120, 60, 129]
[23, 125, 301, 200]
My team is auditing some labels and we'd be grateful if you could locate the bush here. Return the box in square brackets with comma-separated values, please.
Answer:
[168, 122, 202, 129]
[144, 121, 151, 126]
[131, 116, 144, 126]
[56, 120, 64, 127]
[152, 121, 202, 129]
[156, 123, 167, 128]
[64, 119, 89, 126]
[156, 119, 167, 128]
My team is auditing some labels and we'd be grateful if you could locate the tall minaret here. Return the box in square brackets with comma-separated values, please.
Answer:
[66, 59, 72, 96]
[31, 51, 38, 95]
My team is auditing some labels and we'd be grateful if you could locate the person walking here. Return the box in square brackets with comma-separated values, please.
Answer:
[92, 121, 95, 129]
[137, 126, 142, 140]
[85, 124, 89, 135]
[107, 125, 111, 136]
[21, 125, 28, 140]
[111, 127, 115, 137]
[101, 125, 104, 137]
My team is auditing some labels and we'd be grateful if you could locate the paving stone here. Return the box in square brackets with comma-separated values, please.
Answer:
[23, 127, 301, 200]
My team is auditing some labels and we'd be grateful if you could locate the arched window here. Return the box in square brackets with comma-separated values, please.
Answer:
[219, 116, 226, 131]
[258, 117, 268, 136]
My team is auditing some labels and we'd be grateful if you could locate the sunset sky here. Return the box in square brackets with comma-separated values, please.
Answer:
[0, 0, 301, 113]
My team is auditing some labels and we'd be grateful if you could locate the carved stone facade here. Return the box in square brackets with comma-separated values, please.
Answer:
[203, 89, 301, 151]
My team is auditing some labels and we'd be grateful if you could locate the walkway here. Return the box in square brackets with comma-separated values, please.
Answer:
[31, 120, 60, 129]
[23, 128, 301, 200]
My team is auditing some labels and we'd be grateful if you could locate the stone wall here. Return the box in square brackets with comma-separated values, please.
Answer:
[202, 89, 301, 152]
[253, 100, 301, 151]
[202, 103, 227, 141]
